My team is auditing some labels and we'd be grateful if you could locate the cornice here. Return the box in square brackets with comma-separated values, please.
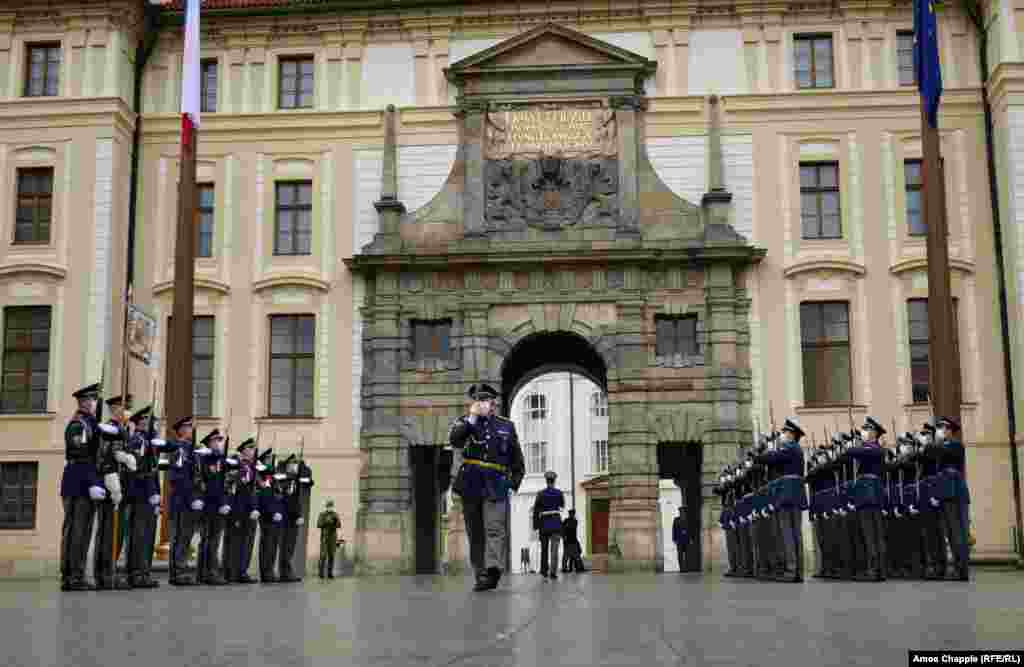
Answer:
[0, 262, 67, 281]
[723, 88, 983, 125]
[645, 96, 707, 134]
[252, 273, 331, 293]
[889, 256, 976, 276]
[782, 258, 866, 279]
[139, 110, 384, 144]
[987, 62, 1024, 114]
[152, 277, 231, 296]
[398, 107, 458, 135]
[0, 97, 136, 136]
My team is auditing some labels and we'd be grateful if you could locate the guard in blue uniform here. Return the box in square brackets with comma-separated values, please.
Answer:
[278, 454, 314, 583]
[449, 383, 526, 592]
[532, 471, 564, 579]
[917, 421, 948, 578]
[225, 439, 260, 584]
[197, 429, 230, 585]
[935, 416, 970, 580]
[60, 383, 110, 591]
[756, 419, 807, 582]
[846, 417, 888, 581]
[122, 406, 167, 588]
[258, 456, 286, 583]
[93, 394, 136, 590]
[714, 468, 738, 577]
[168, 417, 209, 586]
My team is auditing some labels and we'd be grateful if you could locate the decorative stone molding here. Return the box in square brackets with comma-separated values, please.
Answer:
[251, 273, 330, 293]
[648, 409, 710, 444]
[782, 258, 867, 279]
[153, 276, 232, 296]
[0, 263, 68, 281]
[889, 256, 975, 276]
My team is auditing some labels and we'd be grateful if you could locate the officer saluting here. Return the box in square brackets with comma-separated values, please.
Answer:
[448, 383, 526, 592]
[60, 382, 110, 591]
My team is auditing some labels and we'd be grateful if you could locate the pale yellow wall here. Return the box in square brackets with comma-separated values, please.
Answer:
[0, 0, 1021, 574]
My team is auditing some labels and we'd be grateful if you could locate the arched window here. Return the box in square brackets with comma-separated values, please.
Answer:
[591, 391, 607, 417]
[523, 393, 547, 421]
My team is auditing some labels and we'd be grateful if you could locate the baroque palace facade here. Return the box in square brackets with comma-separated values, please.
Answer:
[0, 0, 1022, 577]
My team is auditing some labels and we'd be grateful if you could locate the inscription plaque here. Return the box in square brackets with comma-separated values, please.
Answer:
[485, 104, 616, 160]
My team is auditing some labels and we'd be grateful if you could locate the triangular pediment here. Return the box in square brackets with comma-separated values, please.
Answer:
[447, 23, 655, 73]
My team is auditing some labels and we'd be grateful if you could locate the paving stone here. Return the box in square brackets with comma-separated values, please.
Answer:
[0, 569, 1021, 667]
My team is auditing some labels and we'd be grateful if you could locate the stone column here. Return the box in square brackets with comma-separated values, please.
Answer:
[607, 300, 658, 572]
[372, 105, 406, 254]
[611, 95, 644, 238]
[460, 101, 488, 237]
[413, 40, 431, 106]
[354, 274, 414, 575]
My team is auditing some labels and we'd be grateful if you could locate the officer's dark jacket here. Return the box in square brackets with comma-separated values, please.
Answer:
[672, 516, 688, 545]
[258, 478, 286, 520]
[846, 441, 885, 476]
[61, 411, 101, 498]
[561, 517, 579, 544]
[532, 487, 564, 534]
[202, 452, 227, 513]
[755, 442, 804, 477]
[449, 414, 526, 499]
[167, 439, 202, 511]
[125, 431, 161, 500]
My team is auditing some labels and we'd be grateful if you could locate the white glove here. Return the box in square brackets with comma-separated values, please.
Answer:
[226, 457, 239, 466]
[194, 447, 212, 456]
[767, 503, 775, 512]
[98, 423, 120, 436]
[250, 510, 260, 520]
[930, 497, 941, 508]
[149, 494, 161, 506]
[296, 517, 305, 526]
[847, 502, 856, 511]
[881, 509, 888, 517]
[151, 439, 167, 447]
[153, 505, 161, 516]
[219, 504, 231, 515]
[272, 512, 283, 522]
[114, 451, 137, 472]
[191, 499, 204, 511]
[88, 485, 107, 501]
[256, 464, 267, 473]
[103, 473, 122, 505]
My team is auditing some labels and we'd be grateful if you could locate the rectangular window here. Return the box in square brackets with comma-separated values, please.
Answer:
[904, 160, 924, 236]
[278, 56, 314, 109]
[800, 162, 841, 239]
[274, 181, 312, 255]
[14, 168, 53, 245]
[591, 391, 607, 418]
[897, 31, 916, 87]
[197, 184, 214, 258]
[0, 462, 38, 529]
[524, 393, 548, 421]
[794, 34, 834, 89]
[526, 441, 548, 475]
[200, 59, 217, 113]
[192, 316, 214, 417]
[655, 315, 699, 359]
[592, 439, 608, 473]
[268, 315, 315, 417]
[800, 301, 852, 406]
[411, 319, 451, 363]
[908, 298, 960, 404]
[24, 44, 61, 97]
[1, 306, 51, 414]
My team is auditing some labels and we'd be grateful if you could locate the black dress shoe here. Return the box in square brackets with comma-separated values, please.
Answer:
[170, 575, 196, 586]
[114, 576, 134, 590]
[133, 576, 160, 589]
[95, 579, 114, 591]
[237, 574, 257, 584]
[261, 575, 279, 584]
[280, 576, 302, 583]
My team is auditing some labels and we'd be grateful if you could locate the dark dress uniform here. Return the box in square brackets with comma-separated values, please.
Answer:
[847, 418, 888, 581]
[168, 418, 205, 585]
[561, 513, 584, 572]
[224, 440, 260, 584]
[197, 431, 229, 585]
[755, 420, 807, 582]
[449, 383, 526, 591]
[122, 406, 165, 588]
[60, 384, 106, 591]
[533, 477, 564, 579]
[93, 397, 133, 591]
[258, 470, 286, 583]
[935, 417, 970, 580]
[278, 457, 314, 583]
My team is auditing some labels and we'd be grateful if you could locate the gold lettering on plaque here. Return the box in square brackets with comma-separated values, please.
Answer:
[485, 105, 616, 160]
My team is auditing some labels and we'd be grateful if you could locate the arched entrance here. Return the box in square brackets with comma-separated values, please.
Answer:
[345, 23, 765, 576]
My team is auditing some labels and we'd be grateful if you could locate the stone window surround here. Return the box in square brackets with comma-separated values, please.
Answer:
[272, 49, 317, 111]
[266, 312, 316, 419]
[891, 134, 962, 249]
[0, 461, 38, 530]
[397, 312, 461, 373]
[23, 42, 62, 98]
[7, 33, 70, 100]
[0, 305, 51, 415]
[798, 299, 854, 407]
[0, 284, 60, 416]
[785, 137, 853, 262]
[4, 145, 61, 255]
[650, 303, 706, 369]
[783, 27, 847, 92]
[793, 32, 836, 90]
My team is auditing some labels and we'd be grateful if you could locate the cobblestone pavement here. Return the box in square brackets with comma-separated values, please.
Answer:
[1, 569, 1021, 667]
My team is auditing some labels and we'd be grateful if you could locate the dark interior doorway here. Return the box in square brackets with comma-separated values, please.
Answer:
[411, 447, 453, 574]
[658, 442, 703, 571]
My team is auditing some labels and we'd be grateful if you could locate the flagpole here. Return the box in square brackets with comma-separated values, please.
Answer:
[915, 0, 961, 428]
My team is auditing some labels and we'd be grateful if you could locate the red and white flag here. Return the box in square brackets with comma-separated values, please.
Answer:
[180, 0, 201, 148]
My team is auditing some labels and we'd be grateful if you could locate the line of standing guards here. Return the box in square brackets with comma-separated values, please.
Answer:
[715, 415, 971, 583]
[59, 382, 314, 591]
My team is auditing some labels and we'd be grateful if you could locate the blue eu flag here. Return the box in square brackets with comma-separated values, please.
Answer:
[914, 0, 943, 128]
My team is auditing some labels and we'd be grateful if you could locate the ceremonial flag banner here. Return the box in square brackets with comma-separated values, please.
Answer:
[913, 0, 943, 127]
[180, 0, 201, 146]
